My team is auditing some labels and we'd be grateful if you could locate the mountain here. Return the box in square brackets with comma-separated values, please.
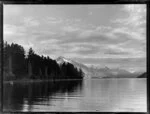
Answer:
[137, 72, 147, 78]
[56, 56, 72, 64]
[56, 56, 90, 78]
[56, 56, 138, 78]
[103, 68, 138, 78]
[56, 56, 111, 78]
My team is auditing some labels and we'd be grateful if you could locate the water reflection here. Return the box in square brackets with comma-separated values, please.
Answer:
[3, 80, 83, 111]
[3, 79, 146, 112]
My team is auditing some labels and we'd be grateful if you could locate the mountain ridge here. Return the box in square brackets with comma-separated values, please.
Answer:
[137, 72, 147, 78]
[56, 56, 140, 78]
[56, 56, 90, 78]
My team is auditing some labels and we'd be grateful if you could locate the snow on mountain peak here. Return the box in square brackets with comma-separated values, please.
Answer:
[56, 56, 72, 64]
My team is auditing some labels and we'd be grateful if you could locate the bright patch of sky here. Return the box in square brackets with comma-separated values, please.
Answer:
[4, 5, 146, 72]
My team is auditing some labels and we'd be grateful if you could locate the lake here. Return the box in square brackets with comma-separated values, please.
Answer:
[3, 78, 146, 112]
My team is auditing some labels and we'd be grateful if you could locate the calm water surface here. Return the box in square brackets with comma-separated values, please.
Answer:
[3, 78, 146, 112]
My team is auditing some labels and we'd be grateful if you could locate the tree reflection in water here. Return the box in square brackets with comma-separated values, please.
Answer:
[3, 80, 83, 111]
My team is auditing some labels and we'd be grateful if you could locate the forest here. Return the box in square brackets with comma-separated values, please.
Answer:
[3, 42, 84, 81]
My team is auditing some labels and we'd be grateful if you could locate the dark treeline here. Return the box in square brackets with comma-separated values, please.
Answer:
[3, 42, 84, 81]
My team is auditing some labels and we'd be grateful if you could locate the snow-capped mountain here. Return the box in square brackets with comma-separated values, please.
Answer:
[103, 68, 137, 78]
[56, 56, 91, 78]
[56, 56, 72, 64]
[56, 56, 138, 78]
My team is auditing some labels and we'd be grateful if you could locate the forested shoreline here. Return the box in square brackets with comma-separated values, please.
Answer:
[3, 42, 84, 81]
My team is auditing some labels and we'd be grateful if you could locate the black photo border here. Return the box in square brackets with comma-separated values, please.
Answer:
[0, 0, 149, 114]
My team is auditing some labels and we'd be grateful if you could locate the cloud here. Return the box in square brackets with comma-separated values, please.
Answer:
[104, 44, 145, 58]
[113, 4, 146, 27]
[61, 43, 100, 55]
[65, 18, 82, 24]
[51, 22, 145, 59]
[4, 24, 26, 40]
[59, 29, 129, 46]
[78, 30, 93, 38]
[3, 5, 146, 72]
[104, 49, 130, 55]
[110, 27, 145, 41]
[30, 30, 56, 36]
[4, 23, 40, 51]
[23, 17, 40, 27]
[62, 26, 81, 32]
[76, 47, 99, 55]
[46, 17, 63, 24]
[40, 39, 59, 44]
[28, 30, 57, 42]
[78, 26, 113, 38]
[111, 4, 146, 41]
[107, 4, 146, 61]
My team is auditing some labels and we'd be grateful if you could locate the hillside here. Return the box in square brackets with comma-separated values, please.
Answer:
[137, 72, 147, 78]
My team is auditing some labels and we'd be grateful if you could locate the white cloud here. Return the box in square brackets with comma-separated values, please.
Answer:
[23, 17, 40, 27]
[30, 30, 56, 36]
[113, 4, 146, 27]
[96, 26, 112, 31]
[4, 24, 26, 37]
[106, 44, 145, 58]
[62, 26, 80, 32]
[111, 27, 144, 41]
[78, 25, 115, 39]
[123, 4, 146, 13]
[111, 4, 146, 44]
[46, 17, 63, 24]
[78, 30, 93, 38]
[65, 18, 81, 24]
[40, 39, 59, 44]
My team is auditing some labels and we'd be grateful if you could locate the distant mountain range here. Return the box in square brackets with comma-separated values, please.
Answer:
[56, 56, 144, 78]
[137, 72, 147, 78]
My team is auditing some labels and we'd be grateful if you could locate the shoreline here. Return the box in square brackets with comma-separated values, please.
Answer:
[3, 78, 83, 84]
[3, 77, 146, 84]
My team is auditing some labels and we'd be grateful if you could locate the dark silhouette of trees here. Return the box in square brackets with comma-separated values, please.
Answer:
[60, 63, 84, 79]
[3, 42, 84, 81]
[4, 42, 27, 79]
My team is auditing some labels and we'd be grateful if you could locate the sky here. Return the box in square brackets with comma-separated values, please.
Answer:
[4, 5, 146, 72]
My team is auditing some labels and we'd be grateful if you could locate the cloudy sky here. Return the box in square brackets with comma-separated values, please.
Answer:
[4, 5, 146, 72]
